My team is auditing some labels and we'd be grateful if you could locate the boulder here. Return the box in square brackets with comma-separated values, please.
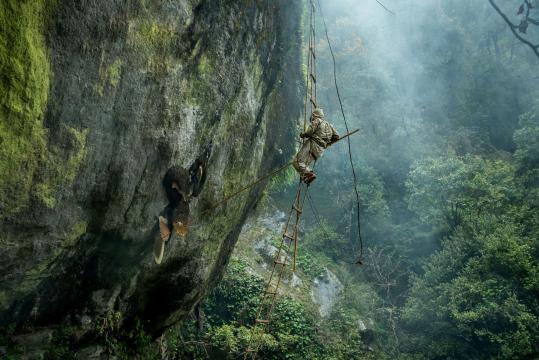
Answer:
[311, 269, 344, 317]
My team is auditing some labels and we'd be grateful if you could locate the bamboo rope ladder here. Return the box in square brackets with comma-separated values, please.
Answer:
[243, 2, 318, 359]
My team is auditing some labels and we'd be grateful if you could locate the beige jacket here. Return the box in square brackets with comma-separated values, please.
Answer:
[301, 116, 338, 158]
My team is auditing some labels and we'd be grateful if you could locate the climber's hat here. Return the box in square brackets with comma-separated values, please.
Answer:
[312, 108, 324, 118]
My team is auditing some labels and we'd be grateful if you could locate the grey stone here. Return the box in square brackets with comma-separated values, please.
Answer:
[241, 222, 252, 233]
[80, 315, 92, 326]
[259, 210, 287, 231]
[290, 273, 303, 288]
[358, 319, 367, 332]
[311, 269, 344, 317]
[75, 345, 105, 359]
[11, 329, 53, 350]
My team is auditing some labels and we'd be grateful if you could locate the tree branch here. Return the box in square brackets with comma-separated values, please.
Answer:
[487, 0, 539, 58]
[374, 0, 395, 15]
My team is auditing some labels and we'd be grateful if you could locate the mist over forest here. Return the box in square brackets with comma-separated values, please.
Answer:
[296, 0, 539, 358]
[172, 0, 539, 358]
[1, 0, 538, 359]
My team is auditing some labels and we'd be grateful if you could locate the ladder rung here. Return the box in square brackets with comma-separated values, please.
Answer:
[283, 233, 295, 240]
[310, 73, 316, 83]
[255, 319, 270, 324]
[309, 47, 316, 58]
[292, 205, 303, 214]
[274, 260, 288, 266]
[264, 290, 277, 295]
[246, 348, 257, 352]
[310, 98, 317, 107]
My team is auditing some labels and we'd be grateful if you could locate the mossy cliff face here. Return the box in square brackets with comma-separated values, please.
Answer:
[0, 0, 302, 341]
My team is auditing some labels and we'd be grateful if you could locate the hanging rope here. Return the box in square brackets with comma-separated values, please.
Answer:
[315, 0, 364, 264]
[199, 128, 358, 218]
[200, 161, 293, 215]
[306, 190, 332, 239]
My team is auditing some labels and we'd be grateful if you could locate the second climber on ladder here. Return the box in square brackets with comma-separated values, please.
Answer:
[293, 107, 340, 184]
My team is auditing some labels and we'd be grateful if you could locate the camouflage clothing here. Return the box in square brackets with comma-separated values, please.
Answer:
[293, 140, 316, 176]
[293, 110, 338, 177]
[300, 114, 338, 158]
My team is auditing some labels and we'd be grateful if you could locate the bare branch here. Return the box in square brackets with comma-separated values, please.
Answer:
[488, 0, 539, 58]
[374, 0, 395, 15]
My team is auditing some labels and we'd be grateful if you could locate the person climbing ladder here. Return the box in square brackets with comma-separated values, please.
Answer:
[293, 107, 339, 184]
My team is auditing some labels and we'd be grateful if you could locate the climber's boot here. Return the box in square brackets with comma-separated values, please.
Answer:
[158, 216, 171, 242]
[303, 171, 317, 185]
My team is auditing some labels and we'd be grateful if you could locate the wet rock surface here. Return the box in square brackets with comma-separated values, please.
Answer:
[311, 268, 344, 317]
[0, 0, 302, 345]
[252, 210, 287, 261]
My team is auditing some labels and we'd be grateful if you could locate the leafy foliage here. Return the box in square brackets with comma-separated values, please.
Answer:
[402, 128, 539, 358]
[288, 1, 539, 359]
[167, 259, 373, 359]
[406, 156, 518, 233]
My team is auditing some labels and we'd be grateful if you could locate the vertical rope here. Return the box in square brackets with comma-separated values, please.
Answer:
[303, 1, 315, 132]
[311, 0, 317, 106]
[243, 3, 320, 359]
[315, 0, 364, 263]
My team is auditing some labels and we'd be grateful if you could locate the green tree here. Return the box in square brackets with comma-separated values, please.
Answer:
[402, 151, 539, 359]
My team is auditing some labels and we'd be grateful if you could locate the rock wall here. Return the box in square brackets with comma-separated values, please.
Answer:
[0, 0, 302, 340]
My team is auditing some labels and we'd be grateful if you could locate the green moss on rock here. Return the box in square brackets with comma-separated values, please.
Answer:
[126, 18, 178, 75]
[0, 0, 85, 214]
[96, 58, 123, 96]
[64, 221, 88, 247]
[0, 0, 53, 216]
[35, 127, 89, 208]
